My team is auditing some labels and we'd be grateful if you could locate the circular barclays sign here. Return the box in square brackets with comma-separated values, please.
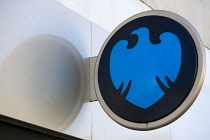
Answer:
[94, 10, 206, 130]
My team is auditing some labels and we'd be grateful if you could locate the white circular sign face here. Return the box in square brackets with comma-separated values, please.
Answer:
[95, 10, 206, 130]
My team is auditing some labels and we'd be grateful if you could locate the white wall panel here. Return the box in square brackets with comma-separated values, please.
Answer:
[57, 0, 151, 32]
[171, 87, 210, 140]
[0, 0, 91, 59]
[92, 101, 171, 140]
[203, 48, 210, 90]
[65, 103, 92, 140]
[91, 23, 110, 57]
[0, 0, 92, 135]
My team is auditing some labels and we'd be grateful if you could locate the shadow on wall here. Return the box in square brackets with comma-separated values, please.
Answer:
[0, 35, 86, 132]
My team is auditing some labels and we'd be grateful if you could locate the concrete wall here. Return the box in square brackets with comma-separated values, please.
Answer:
[141, 0, 210, 50]
[57, 0, 151, 32]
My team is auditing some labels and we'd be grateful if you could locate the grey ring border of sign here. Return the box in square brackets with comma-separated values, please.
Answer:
[94, 10, 206, 131]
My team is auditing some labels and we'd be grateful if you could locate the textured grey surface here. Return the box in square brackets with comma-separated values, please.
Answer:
[141, 0, 210, 49]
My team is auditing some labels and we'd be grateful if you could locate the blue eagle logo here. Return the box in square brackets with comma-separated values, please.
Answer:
[110, 27, 182, 109]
